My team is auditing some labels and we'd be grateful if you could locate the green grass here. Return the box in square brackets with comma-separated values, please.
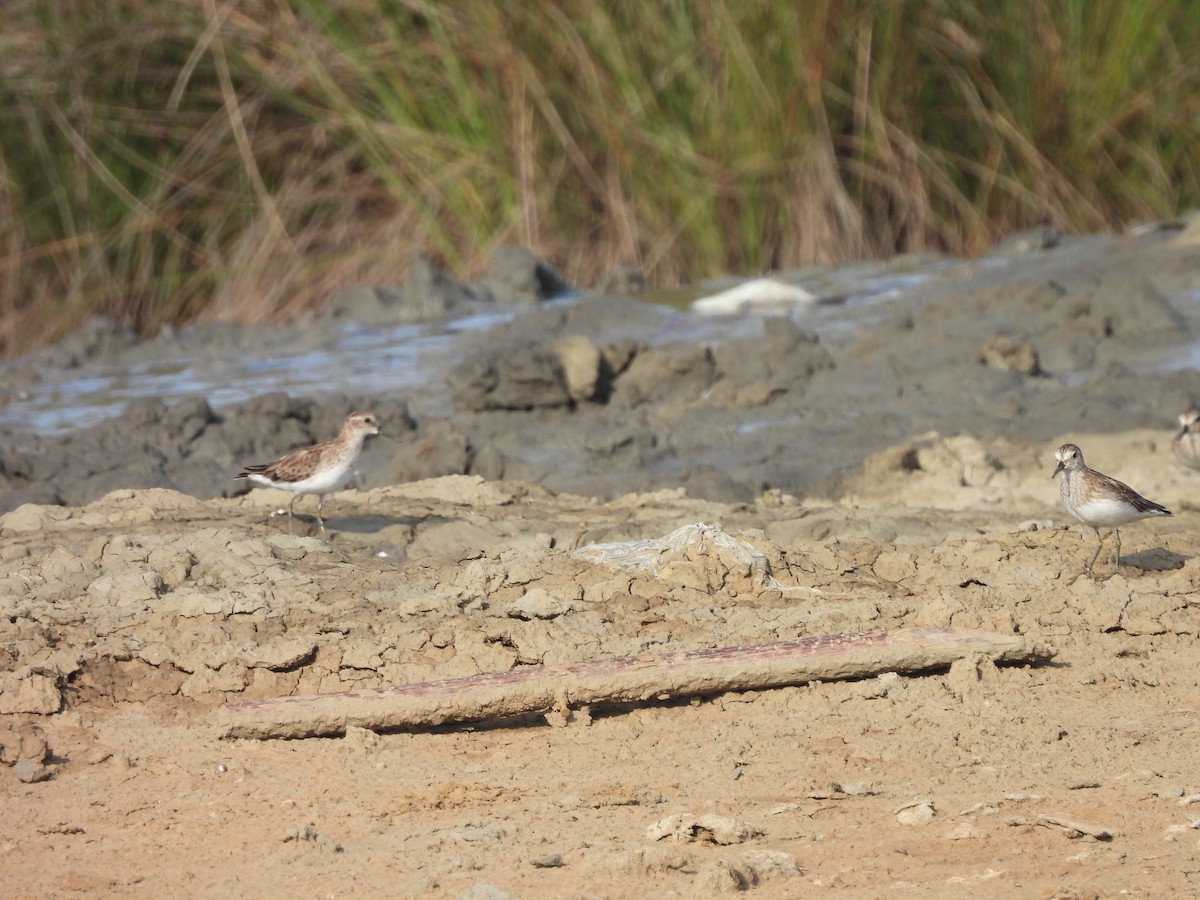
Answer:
[2, 0, 1199, 354]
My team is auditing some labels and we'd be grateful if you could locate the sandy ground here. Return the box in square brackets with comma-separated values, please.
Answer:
[5, 223, 1200, 897]
[5, 421, 1200, 897]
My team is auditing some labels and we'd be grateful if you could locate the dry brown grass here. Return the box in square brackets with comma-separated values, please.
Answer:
[2, 0, 1198, 354]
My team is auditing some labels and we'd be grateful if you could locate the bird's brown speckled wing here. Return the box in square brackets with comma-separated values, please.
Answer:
[237, 439, 337, 485]
[1092, 471, 1172, 516]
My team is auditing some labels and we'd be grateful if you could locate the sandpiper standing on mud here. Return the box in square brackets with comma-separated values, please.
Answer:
[1052, 442, 1171, 580]
[235, 410, 383, 535]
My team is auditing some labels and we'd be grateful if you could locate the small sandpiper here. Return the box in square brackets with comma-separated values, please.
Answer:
[235, 410, 383, 535]
[1173, 407, 1200, 471]
[1052, 442, 1172, 579]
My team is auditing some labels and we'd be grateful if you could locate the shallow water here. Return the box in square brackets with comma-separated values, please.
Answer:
[0, 311, 511, 436]
[3, 246, 1194, 439]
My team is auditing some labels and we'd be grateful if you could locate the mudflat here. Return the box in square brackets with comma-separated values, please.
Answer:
[4, 223, 1200, 896]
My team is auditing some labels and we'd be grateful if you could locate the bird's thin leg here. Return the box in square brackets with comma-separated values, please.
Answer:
[287, 495, 297, 534]
[316, 494, 326, 536]
[1084, 529, 1105, 577]
[1097, 528, 1123, 581]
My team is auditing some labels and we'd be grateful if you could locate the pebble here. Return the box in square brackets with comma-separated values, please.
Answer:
[895, 800, 936, 825]
[13, 760, 54, 783]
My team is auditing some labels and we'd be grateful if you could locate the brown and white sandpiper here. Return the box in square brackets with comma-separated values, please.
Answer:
[235, 410, 383, 535]
[1052, 442, 1172, 579]
[1173, 407, 1200, 471]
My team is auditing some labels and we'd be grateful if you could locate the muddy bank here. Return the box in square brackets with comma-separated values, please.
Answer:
[3, 426, 1200, 895]
[3, 225, 1200, 515]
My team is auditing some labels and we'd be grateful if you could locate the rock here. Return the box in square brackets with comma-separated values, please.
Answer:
[646, 813, 763, 845]
[553, 335, 604, 402]
[529, 853, 564, 868]
[0, 723, 49, 766]
[896, 800, 936, 825]
[13, 759, 54, 783]
[476, 245, 571, 305]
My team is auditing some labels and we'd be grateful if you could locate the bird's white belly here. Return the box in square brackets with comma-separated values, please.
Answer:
[248, 465, 353, 495]
[1066, 495, 1153, 527]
